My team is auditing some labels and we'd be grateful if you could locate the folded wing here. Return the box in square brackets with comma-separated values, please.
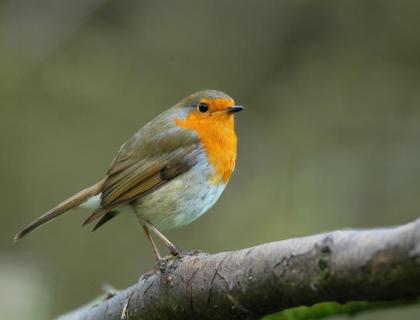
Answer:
[84, 124, 200, 228]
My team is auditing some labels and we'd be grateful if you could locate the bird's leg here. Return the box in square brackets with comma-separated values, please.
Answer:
[144, 220, 182, 256]
[142, 225, 170, 273]
[142, 225, 162, 261]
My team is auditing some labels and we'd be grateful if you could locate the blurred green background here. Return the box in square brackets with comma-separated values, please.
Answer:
[1, 0, 420, 319]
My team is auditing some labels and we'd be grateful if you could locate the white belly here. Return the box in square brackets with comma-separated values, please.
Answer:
[134, 155, 226, 229]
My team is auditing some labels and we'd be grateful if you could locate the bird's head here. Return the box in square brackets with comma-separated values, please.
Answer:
[174, 89, 244, 124]
[173, 90, 244, 183]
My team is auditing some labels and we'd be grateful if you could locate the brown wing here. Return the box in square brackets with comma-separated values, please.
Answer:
[83, 143, 200, 226]
[101, 160, 167, 207]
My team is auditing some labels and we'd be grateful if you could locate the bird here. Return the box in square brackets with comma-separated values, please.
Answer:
[14, 89, 244, 260]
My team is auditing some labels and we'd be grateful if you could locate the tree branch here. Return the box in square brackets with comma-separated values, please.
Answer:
[56, 219, 420, 320]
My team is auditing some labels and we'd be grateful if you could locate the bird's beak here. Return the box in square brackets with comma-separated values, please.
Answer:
[226, 106, 245, 113]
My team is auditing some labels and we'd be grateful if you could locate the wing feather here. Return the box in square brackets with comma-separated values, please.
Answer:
[101, 161, 166, 207]
[84, 144, 201, 226]
[83, 111, 201, 227]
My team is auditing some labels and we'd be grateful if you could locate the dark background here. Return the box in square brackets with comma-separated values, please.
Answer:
[1, 1, 420, 319]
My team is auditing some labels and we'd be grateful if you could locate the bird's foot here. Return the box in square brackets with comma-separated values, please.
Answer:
[152, 249, 206, 274]
[170, 247, 188, 257]
[188, 248, 206, 256]
[170, 245, 209, 256]
[154, 257, 170, 273]
[173, 248, 207, 257]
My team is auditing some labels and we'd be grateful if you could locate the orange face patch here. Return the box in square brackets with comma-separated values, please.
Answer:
[200, 98, 235, 112]
[176, 98, 238, 184]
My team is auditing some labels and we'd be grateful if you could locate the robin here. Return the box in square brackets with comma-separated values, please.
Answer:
[14, 89, 244, 260]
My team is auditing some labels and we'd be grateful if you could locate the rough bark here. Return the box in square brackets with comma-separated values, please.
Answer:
[56, 219, 420, 320]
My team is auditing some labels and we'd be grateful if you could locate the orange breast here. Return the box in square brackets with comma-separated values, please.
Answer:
[176, 113, 237, 184]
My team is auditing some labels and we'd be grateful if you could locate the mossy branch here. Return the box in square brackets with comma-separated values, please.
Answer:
[263, 300, 420, 320]
[56, 219, 420, 320]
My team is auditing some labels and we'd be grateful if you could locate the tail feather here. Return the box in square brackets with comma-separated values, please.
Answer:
[92, 210, 119, 231]
[82, 207, 111, 226]
[14, 179, 104, 241]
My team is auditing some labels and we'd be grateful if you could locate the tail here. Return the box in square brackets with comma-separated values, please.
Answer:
[14, 179, 104, 241]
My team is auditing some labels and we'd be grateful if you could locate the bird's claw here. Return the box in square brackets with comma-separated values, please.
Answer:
[154, 257, 169, 273]
[170, 248, 188, 257]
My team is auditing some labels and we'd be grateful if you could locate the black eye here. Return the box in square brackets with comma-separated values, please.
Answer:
[198, 103, 209, 113]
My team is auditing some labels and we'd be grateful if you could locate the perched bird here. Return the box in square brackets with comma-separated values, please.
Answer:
[14, 90, 244, 260]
